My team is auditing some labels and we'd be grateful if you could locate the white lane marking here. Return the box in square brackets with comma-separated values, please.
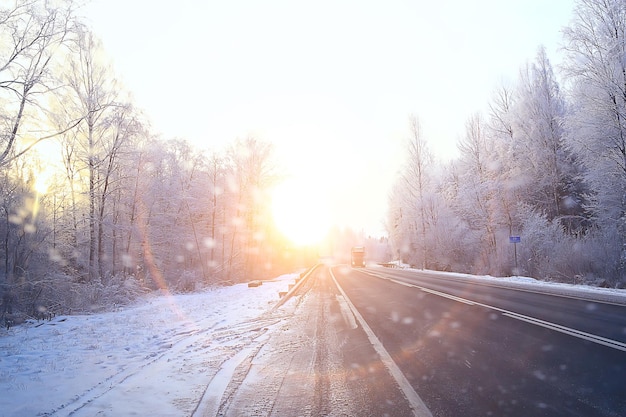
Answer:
[385, 277, 475, 305]
[329, 269, 433, 417]
[502, 312, 626, 352]
[364, 271, 626, 353]
[418, 287, 476, 306]
[374, 275, 476, 306]
[336, 295, 358, 330]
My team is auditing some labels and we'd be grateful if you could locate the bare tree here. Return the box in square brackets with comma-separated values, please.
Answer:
[206, 151, 227, 277]
[62, 26, 120, 281]
[0, 0, 79, 167]
[226, 137, 279, 281]
[95, 104, 139, 278]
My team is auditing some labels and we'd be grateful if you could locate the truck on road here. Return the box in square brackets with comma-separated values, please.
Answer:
[351, 246, 365, 267]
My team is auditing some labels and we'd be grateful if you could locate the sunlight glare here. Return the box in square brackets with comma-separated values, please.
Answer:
[272, 178, 330, 246]
[34, 171, 52, 194]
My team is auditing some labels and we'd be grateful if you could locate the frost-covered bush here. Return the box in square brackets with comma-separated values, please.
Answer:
[0, 272, 149, 318]
[517, 206, 589, 283]
[69, 274, 148, 312]
[175, 271, 200, 293]
[100, 274, 148, 307]
[575, 228, 624, 286]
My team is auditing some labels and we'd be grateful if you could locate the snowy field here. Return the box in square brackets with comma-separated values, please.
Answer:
[0, 273, 299, 417]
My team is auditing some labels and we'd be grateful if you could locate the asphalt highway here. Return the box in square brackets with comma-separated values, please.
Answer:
[331, 265, 626, 417]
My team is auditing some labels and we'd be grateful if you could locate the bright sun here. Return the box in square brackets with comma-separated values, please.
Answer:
[271, 178, 331, 246]
[34, 169, 53, 194]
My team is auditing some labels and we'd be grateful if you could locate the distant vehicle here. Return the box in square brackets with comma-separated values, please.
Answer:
[351, 246, 365, 267]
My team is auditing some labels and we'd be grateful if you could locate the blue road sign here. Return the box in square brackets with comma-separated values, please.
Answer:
[509, 236, 521, 243]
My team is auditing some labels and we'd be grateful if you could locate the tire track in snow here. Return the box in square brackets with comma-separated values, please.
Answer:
[195, 270, 320, 417]
[43, 317, 221, 416]
[191, 314, 288, 417]
[44, 310, 284, 416]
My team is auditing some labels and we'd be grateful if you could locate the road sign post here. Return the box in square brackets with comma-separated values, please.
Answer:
[509, 236, 521, 271]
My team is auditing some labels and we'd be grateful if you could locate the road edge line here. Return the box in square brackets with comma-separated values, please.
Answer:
[501, 312, 626, 352]
[329, 268, 433, 417]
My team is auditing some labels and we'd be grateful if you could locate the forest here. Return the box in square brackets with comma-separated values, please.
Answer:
[387, 0, 626, 288]
[0, 0, 321, 320]
[2, 0, 626, 324]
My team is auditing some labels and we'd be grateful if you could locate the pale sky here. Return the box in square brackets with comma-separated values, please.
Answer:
[80, 0, 575, 238]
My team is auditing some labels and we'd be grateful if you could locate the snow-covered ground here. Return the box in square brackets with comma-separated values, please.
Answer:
[0, 273, 300, 417]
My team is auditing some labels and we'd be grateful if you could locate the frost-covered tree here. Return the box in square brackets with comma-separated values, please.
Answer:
[206, 151, 228, 276]
[436, 161, 477, 272]
[226, 137, 280, 281]
[98, 104, 142, 277]
[453, 113, 504, 274]
[563, 0, 626, 280]
[402, 115, 432, 269]
[0, 0, 78, 167]
[62, 27, 123, 281]
[486, 85, 525, 250]
[480, 51, 588, 277]
[110, 128, 150, 278]
[386, 176, 413, 264]
[514, 47, 585, 227]
[386, 115, 475, 272]
[384, 1, 626, 283]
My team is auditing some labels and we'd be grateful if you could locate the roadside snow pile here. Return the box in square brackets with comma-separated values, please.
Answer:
[462, 272, 626, 305]
[0, 273, 298, 417]
[375, 263, 626, 305]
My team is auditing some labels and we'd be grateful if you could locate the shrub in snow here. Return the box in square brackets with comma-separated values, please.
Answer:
[176, 271, 199, 293]
[517, 205, 590, 283]
[0, 271, 149, 321]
